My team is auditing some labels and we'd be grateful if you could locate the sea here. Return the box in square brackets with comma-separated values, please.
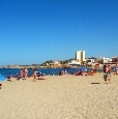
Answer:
[0, 67, 104, 78]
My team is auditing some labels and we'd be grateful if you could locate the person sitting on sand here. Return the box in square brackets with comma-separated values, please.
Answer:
[59, 70, 64, 75]
[74, 69, 83, 76]
[88, 68, 94, 76]
[33, 69, 45, 81]
[17, 68, 24, 80]
[33, 68, 38, 82]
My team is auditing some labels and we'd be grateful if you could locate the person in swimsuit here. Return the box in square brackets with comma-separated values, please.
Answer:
[103, 65, 111, 83]
[115, 64, 118, 75]
[33, 68, 38, 82]
[24, 67, 28, 79]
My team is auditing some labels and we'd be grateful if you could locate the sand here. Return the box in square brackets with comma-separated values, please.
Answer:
[0, 73, 118, 119]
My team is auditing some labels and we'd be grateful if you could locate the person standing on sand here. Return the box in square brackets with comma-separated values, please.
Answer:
[106, 65, 111, 82]
[24, 67, 28, 79]
[103, 65, 111, 83]
[103, 65, 107, 82]
[115, 64, 118, 75]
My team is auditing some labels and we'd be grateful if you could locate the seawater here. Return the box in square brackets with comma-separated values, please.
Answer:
[0, 68, 79, 77]
[0, 66, 115, 78]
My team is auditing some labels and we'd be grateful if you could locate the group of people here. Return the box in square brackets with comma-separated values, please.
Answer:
[17, 67, 29, 80]
[58, 67, 96, 76]
[17, 67, 45, 82]
[74, 67, 96, 76]
[59, 69, 68, 75]
[7, 64, 118, 83]
[103, 64, 118, 83]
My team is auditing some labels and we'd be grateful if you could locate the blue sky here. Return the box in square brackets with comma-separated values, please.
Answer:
[0, 0, 118, 65]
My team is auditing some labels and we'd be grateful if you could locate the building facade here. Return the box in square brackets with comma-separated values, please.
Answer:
[75, 50, 86, 64]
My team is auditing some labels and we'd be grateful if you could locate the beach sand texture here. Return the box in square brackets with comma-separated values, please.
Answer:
[0, 73, 118, 119]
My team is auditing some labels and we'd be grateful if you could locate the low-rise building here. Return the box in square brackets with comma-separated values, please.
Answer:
[103, 57, 112, 64]
[112, 56, 118, 64]
[86, 57, 96, 66]
[68, 60, 81, 66]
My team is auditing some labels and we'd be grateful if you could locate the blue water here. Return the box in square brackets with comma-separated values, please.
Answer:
[0, 68, 79, 78]
[0, 66, 108, 78]
[0, 66, 115, 78]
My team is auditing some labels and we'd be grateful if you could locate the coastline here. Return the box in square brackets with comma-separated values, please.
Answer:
[1, 63, 117, 69]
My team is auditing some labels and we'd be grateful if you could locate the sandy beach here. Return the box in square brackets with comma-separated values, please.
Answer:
[0, 73, 118, 119]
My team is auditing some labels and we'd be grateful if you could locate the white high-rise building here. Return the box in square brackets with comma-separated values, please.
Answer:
[75, 50, 86, 63]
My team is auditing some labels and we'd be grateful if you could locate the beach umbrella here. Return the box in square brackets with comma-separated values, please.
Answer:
[0, 74, 6, 89]
[0, 74, 6, 82]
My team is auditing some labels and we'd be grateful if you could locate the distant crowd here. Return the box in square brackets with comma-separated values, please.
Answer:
[5, 64, 118, 83]
[103, 64, 118, 83]
[58, 64, 118, 84]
